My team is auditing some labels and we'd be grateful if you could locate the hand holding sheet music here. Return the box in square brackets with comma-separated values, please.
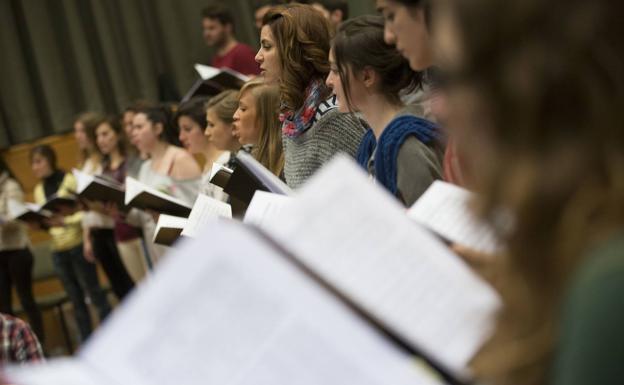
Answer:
[407, 181, 501, 256]
[152, 214, 188, 246]
[73, 168, 126, 207]
[153, 194, 232, 244]
[243, 191, 293, 227]
[180, 194, 232, 238]
[7, 221, 445, 385]
[259, 156, 500, 379]
[7, 199, 51, 225]
[224, 152, 293, 205]
[125, 177, 192, 217]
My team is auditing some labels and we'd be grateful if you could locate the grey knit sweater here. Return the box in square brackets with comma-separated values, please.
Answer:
[283, 107, 365, 189]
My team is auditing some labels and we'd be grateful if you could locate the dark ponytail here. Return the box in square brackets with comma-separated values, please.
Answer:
[332, 15, 422, 110]
[135, 104, 182, 147]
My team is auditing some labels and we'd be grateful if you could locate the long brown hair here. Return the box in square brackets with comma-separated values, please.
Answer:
[263, 3, 332, 112]
[239, 79, 284, 176]
[444, 0, 624, 384]
[97, 116, 129, 170]
[74, 112, 105, 167]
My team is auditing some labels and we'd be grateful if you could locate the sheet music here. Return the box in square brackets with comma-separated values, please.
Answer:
[236, 152, 295, 196]
[180, 194, 232, 238]
[7, 199, 45, 220]
[74, 168, 124, 193]
[6, 358, 113, 385]
[407, 181, 501, 255]
[260, 156, 500, 375]
[51, 221, 444, 385]
[243, 191, 293, 227]
[194, 63, 221, 80]
[194, 63, 250, 82]
[125, 177, 190, 208]
[73, 168, 94, 193]
[153, 214, 187, 237]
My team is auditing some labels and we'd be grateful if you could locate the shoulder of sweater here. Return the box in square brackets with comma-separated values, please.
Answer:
[397, 136, 442, 166]
[314, 109, 365, 133]
[396, 104, 426, 119]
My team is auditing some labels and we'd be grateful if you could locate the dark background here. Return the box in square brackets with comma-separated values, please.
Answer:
[0, 0, 375, 148]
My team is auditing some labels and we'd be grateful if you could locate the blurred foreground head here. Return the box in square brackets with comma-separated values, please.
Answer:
[437, 0, 624, 383]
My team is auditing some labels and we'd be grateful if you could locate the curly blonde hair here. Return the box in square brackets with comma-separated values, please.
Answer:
[263, 4, 332, 112]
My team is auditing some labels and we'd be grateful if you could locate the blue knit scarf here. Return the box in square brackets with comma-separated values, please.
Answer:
[356, 115, 439, 195]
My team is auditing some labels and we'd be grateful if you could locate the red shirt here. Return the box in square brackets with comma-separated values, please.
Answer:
[211, 43, 260, 76]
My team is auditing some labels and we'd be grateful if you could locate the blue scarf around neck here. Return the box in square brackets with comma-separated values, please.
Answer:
[356, 115, 439, 195]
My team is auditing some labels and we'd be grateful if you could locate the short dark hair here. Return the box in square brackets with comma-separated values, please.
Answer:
[201, 3, 234, 27]
[135, 104, 182, 147]
[175, 97, 211, 131]
[315, 0, 349, 20]
[378, 0, 431, 26]
[30, 144, 58, 171]
[123, 99, 154, 114]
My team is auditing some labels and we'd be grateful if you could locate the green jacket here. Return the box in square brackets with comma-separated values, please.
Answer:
[551, 232, 624, 384]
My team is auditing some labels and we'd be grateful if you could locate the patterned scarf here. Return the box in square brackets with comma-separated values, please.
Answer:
[280, 79, 326, 138]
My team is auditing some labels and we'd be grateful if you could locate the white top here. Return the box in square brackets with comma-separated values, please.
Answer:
[137, 160, 201, 206]
[0, 173, 29, 251]
[199, 152, 230, 203]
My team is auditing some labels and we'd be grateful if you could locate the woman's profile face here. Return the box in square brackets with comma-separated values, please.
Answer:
[131, 113, 160, 154]
[256, 25, 282, 84]
[205, 108, 238, 152]
[377, 0, 433, 71]
[95, 122, 120, 156]
[31, 153, 53, 179]
[232, 89, 260, 146]
[74, 121, 91, 151]
[178, 116, 208, 155]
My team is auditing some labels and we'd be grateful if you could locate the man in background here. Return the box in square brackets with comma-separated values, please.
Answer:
[201, 3, 260, 76]
[310, 0, 349, 27]
[253, 0, 287, 31]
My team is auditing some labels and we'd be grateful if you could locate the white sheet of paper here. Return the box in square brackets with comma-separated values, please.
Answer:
[243, 191, 293, 227]
[407, 181, 500, 255]
[194, 63, 221, 80]
[6, 358, 113, 385]
[180, 194, 232, 237]
[194, 63, 250, 82]
[7, 199, 44, 220]
[153, 214, 188, 243]
[41, 221, 444, 385]
[73, 168, 123, 193]
[125, 177, 190, 208]
[260, 155, 500, 376]
[73, 168, 93, 193]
